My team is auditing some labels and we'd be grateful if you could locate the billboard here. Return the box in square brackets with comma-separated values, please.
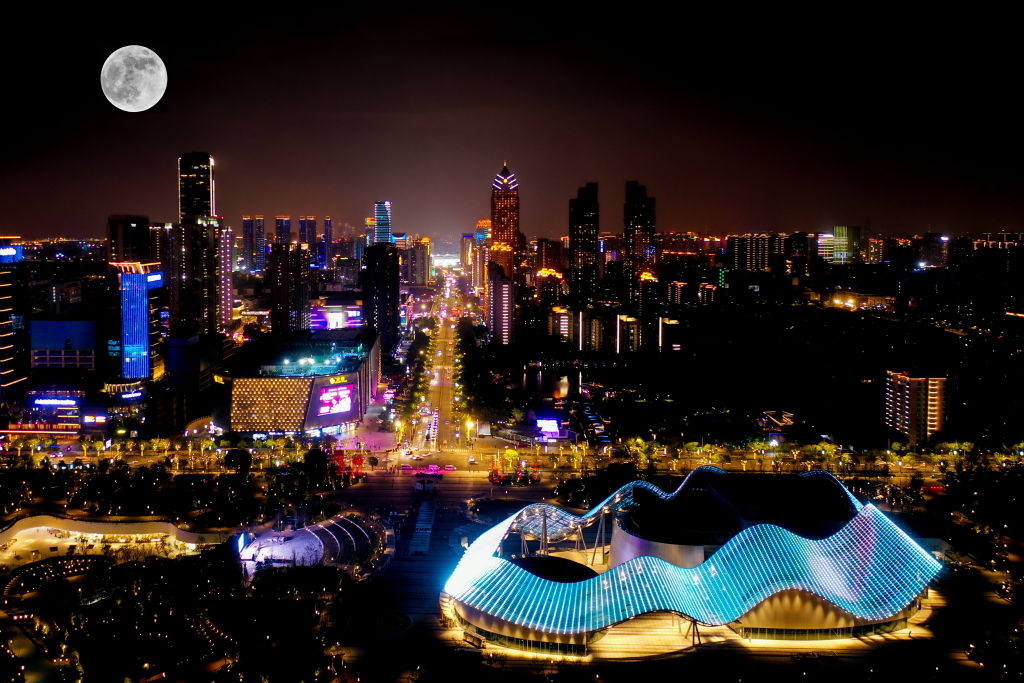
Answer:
[304, 374, 361, 430]
[318, 384, 353, 416]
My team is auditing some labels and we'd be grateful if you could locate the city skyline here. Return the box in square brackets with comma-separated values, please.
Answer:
[3, 10, 1024, 242]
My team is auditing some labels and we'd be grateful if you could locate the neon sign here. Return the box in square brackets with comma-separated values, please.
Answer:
[34, 398, 77, 406]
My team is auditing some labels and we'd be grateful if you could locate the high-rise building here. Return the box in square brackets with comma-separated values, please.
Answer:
[833, 225, 862, 264]
[817, 233, 835, 262]
[275, 216, 292, 244]
[624, 181, 656, 306]
[726, 233, 776, 272]
[409, 237, 432, 286]
[241, 216, 255, 271]
[536, 238, 563, 272]
[110, 261, 163, 380]
[218, 223, 234, 331]
[486, 262, 514, 345]
[107, 215, 151, 262]
[885, 370, 946, 446]
[299, 216, 317, 245]
[569, 182, 600, 305]
[373, 201, 393, 245]
[178, 152, 215, 219]
[267, 242, 312, 333]
[490, 163, 521, 279]
[0, 237, 28, 403]
[362, 243, 400, 352]
[322, 216, 333, 267]
[460, 234, 474, 271]
[168, 216, 226, 336]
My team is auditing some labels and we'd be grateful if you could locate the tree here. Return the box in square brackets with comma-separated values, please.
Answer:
[225, 448, 252, 477]
[502, 448, 519, 472]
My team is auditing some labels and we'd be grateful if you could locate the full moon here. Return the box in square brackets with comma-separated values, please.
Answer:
[100, 45, 167, 113]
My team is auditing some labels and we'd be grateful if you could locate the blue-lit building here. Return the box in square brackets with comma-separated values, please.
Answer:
[242, 215, 266, 272]
[299, 215, 317, 246]
[442, 468, 942, 655]
[111, 262, 164, 381]
[373, 201, 392, 245]
[275, 215, 292, 244]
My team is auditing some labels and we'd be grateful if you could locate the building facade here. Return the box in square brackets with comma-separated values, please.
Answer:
[177, 152, 215, 219]
[569, 183, 600, 306]
[885, 370, 946, 446]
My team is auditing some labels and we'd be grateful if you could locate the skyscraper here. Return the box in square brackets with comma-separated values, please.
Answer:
[362, 243, 400, 352]
[623, 181, 656, 306]
[569, 182, 600, 306]
[461, 234, 474, 271]
[486, 262, 514, 345]
[110, 261, 163, 380]
[177, 152, 215, 219]
[373, 201, 393, 245]
[218, 223, 234, 331]
[168, 216, 225, 336]
[322, 216, 333, 267]
[885, 370, 946, 446]
[267, 242, 312, 333]
[299, 215, 317, 245]
[275, 216, 292, 244]
[490, 163, 520, 279]
[409, 237, 432, 286]
[241, 216, 254, 271]
[107, 215, 151, 262]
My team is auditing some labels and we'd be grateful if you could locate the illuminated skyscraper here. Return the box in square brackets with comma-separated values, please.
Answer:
[177, 152, 215, 219]
[299, 215, 317, 245]
[461, 234, 474, 270]
[322, 216, 333, 267]
[168, 216, 226, 336]
[486, 262, 514, 345]
[267, 242, 311, 333]
[275, 216, 292, 244]
[373, 201, 393, 245]
[218, 223, 234, 331]
[490, 163, 520, 279]
[242, 215, 266, 272]
[409, 237, 432, 286]
[110, 261, 163, 380]
[569, 182, 600, 306]
[885, 370, 946, 446]
[623, 181, 655, 306]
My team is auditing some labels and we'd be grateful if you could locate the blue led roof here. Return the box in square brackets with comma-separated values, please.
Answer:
[444, 469, 941, 633]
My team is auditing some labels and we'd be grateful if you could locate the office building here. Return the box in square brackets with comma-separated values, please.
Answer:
[817, 233, 835, 262]
[177, 152, 215, 219]
[885, 370, 946, 446]
[107, 215, 151, 262]
[362, 243, 400, 352]
[274, 215, 292, 244]
[623, 181, 655, 306]
[486, 262, 514, 345]
[267, 242, 312, 333]
[490, 163, 521, 279]
[569, 182, 600, 305]
[373, 201, 393, 245]
[110, 261, 164, 380]
[218, 223, 234, 331]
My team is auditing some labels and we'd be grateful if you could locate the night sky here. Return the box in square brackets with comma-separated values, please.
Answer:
[4, 9, 1022, 244]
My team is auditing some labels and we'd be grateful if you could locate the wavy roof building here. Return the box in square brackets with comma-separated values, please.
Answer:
[441, 468, 942, 655]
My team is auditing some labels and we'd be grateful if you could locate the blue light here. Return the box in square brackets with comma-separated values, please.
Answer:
[120, 273, 149, 379]
[444, 468, 942, 634]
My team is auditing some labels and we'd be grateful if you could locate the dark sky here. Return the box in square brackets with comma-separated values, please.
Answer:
[3, 8, 1023, 245]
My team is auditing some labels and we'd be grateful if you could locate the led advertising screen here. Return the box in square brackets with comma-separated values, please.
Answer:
[537, 419, 560, 434]
[318, 384, 353, 416]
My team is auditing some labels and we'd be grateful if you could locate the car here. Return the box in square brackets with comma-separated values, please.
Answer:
[444, 464, 456, 471]
[468, 456, 477, 464]
[400, 464, 413, 471]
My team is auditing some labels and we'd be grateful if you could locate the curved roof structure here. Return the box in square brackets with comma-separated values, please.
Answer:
[443, 469, 941, 635]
